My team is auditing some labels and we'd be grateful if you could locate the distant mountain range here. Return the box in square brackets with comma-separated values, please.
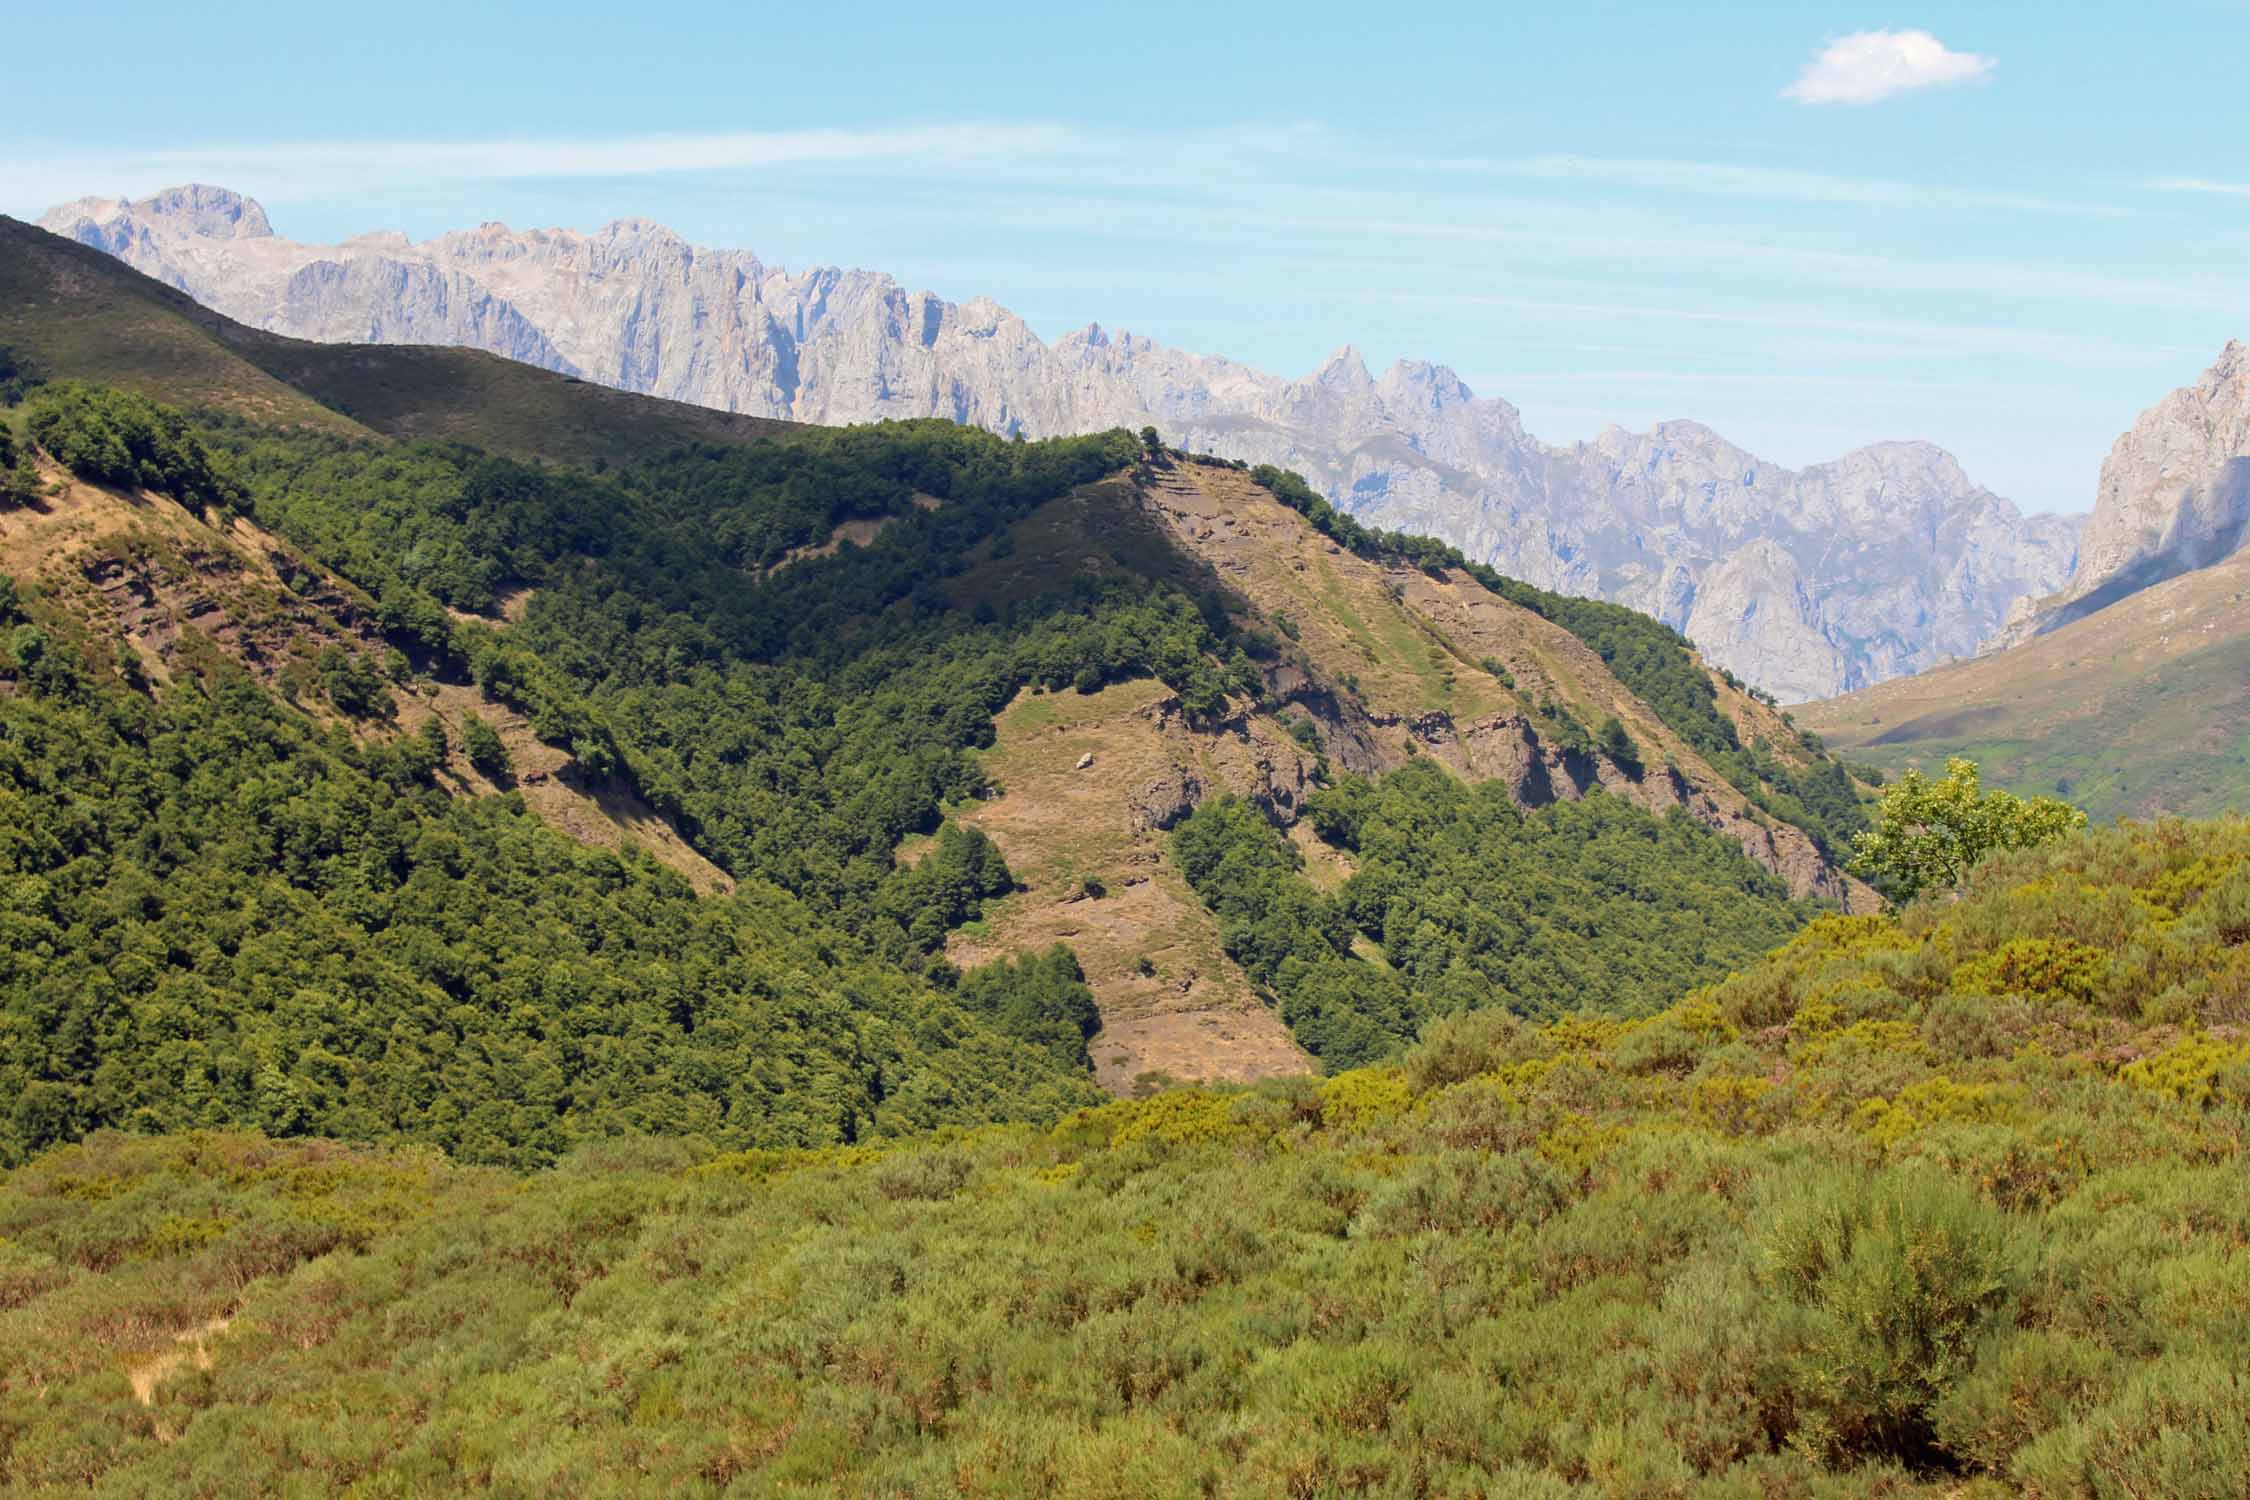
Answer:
[37, 184, 2081, 701]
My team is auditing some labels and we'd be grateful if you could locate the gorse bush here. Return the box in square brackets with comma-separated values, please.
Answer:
[1759, 1168, 2021, 1465]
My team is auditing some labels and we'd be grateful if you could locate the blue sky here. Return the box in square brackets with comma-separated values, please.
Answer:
[7, 0, 2249, 511]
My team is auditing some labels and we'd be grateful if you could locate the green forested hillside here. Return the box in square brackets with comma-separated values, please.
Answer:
[0, 580, 1101, 1168]
[4, 376, 1855, 1121]
[4, 820, 2246, 1496]
[1173, 763, 1810, 1067]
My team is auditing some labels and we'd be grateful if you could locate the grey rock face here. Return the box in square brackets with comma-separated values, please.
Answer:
[1997, 342, 2250, 646]
[37, 186, 2076, 701]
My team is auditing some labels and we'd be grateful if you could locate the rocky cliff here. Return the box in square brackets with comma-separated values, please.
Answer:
[1995, 340, 2250, 646]
[39, 186, 2077, 700]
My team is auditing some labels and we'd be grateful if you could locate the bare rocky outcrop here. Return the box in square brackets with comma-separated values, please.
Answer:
[37, 186, 2077, 703]
[1996, 341, 2250, 647]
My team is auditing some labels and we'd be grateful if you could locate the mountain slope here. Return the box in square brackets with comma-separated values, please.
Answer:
[2, 232, 1873, 1131]
[1804, 340, 2250, 823]
[35, 187, 2078, 701]
[1801, 541, 2250, 822]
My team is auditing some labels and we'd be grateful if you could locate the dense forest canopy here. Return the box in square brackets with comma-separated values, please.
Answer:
[0, 594, 1102, 1168]
[1173, 763, 1811, 1068]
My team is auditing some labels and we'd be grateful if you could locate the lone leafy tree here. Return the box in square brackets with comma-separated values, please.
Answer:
[1849, 757, 2084, 902]
[462, 713, 512, 781]
[1595, 714, 1640, 771]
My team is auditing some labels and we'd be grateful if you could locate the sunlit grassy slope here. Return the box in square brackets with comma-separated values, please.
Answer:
[1802, 546, 2250, 823]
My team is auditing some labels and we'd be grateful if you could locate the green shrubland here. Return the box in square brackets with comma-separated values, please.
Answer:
[4, 818, 2248, 1495]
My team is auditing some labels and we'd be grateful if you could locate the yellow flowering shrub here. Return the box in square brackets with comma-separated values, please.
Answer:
[1951, 937, 2109, 1005]
[2118, 1034, 2250, 1108]
[1854, 1076, 2020, 1149]
[1318, 1068, 1416, 1130]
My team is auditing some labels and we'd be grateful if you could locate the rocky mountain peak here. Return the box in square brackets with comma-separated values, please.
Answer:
[37, 185, 271, 244]
[146, 184, 273, 238]
[1817, 441, 1976, 496]
[1378, 358, 1473, 409]
[1311, 345, 1374, 390]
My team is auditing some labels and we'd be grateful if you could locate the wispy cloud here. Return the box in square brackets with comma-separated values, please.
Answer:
[11, 122, 2111, 234]
[7, 120, 2217, 326]
[7, 122, 1316, 212]
[2147, 177, 2250, 199]
[1783, 29, 1996, 106]
[1463, 154, 2111, 217]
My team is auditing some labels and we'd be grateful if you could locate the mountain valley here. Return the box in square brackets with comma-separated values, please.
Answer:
[4, 178, 2248, 1498]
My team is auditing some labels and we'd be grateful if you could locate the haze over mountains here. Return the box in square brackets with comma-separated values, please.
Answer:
[38, 185, 2081, 703]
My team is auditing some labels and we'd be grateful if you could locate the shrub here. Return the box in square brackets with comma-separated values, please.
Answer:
[1402, 1008, 1536, 1093]
[1318, 1068, 1414, 1130]
[1932, 1328, 2118, 1476]
[1952, 937, 2110, 1006]
[2013, 1355, 2250, 1499]
[870, 1146, 975, 1202]
[2118, 1034, 2250, 1109]
[1760, 1168, 2021, 1465]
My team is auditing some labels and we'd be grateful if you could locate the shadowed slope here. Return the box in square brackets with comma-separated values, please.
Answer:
[1, 216, 796, 466]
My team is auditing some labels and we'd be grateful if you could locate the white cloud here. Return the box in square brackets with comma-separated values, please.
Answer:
[1783, 29, 1996, 106]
